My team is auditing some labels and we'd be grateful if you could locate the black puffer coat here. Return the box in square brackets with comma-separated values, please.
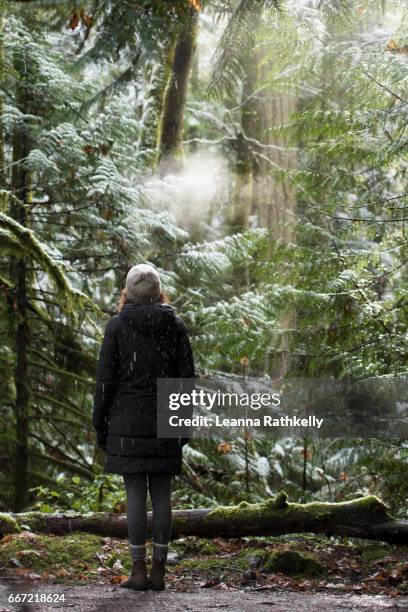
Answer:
[93, 302, 195, 474]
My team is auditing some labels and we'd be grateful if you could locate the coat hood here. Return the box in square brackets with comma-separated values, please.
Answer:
[119, 302, 177, 336]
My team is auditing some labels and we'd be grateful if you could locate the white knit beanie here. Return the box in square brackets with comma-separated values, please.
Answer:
[125, 264, 161, 304]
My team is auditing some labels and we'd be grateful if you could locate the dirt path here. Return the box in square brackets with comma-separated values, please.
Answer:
[0, 580, 407, 612]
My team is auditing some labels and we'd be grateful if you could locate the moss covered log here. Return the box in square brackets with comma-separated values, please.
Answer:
[2, 493, 407, 545]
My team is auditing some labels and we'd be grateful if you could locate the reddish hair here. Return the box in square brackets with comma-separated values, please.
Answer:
[117, 289, 170, 313]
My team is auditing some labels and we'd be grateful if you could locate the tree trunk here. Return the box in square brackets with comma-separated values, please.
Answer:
[0, 3, 5, 190]
[229, 6, 261, 292]
[230, 62, 258, 234]
[3, 493, 407, 545]
[10, 45, 32, 512]
[253, 65, 298, 379]
[137, 37, 175, 169]
[158, 9, 198, 175]
[254, 89, 297, 243]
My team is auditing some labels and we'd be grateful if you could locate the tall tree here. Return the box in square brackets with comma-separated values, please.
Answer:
[9, 25, 34, 510]
[229, 8, 260, 235]
[158, 8, 199, 174]
[253, 79, 297, 378]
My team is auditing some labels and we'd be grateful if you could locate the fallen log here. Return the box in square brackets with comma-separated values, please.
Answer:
[1, 492, 407, 545]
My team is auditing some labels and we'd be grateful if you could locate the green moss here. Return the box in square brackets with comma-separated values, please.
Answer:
[17, 512, 49, 532]
[180, 556, 231, 571]
[180, 546, 324, 577]
[206, 491, 389, 524]
[243, 547, 269, 567]
[0, 531, 131, 578]
[206, 491, 291, 522]
[361, 543, 390, 562]
[238, 501, 250, 509]
[303, 495, 387, 514]
[182, 544, 273, 572]
[274, 491, 289, 509]
[0, 513, 19, 535]
[206, 491, 335, 523]
[264, 550, 324, 577]
[172, 515, 190, 530]
[292, 501, 331, 520]
[193, 539, 219, 556]
[399, 582, 408, 594]
[172, 537, 219, 556]
[354, 496, 389, 513]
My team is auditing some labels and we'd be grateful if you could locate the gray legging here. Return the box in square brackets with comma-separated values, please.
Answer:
[123, 473, 172, 546]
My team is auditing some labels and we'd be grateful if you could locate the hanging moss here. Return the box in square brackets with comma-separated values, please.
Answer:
[0, 204, 102, 321]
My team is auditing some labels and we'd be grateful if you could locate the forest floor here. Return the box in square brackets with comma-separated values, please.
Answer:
[0, 532, 407, 610]
[1, 579, 408, 611]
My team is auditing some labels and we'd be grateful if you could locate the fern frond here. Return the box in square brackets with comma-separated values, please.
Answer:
[208, 0, 283, 98]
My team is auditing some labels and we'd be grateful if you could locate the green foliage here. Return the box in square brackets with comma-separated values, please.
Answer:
[283, 2, 408, 379]
[30, 475, 125, 513]
[209, 0, 283, 97]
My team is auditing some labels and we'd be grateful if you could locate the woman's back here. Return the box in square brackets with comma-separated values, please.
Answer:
[93, 297, 194, 472]
[113, 302, 188, 390]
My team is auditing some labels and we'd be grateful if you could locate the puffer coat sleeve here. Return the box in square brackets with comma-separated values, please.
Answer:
[93, 316, 120, 449]
[175, 317, 195, 378]
[175, 317, 195, 446]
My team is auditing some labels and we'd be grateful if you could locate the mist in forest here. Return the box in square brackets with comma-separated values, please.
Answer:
[144, 152, 230, 232]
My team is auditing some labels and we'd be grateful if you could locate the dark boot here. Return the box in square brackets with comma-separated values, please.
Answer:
[120, 559, 149, 591]
[149, 559, 166, 591]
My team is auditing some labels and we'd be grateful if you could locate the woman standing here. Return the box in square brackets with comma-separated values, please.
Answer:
[93, 264, 195, 591]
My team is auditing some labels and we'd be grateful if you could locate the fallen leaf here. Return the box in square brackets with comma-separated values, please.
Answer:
[16, 549, 41, 559]
[26, 573, 42, 581]
[111, 575, 128, 584]
[217, 441, 231, 454]
[0, 534, 14, 544]
[199, 579, 219, 588]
